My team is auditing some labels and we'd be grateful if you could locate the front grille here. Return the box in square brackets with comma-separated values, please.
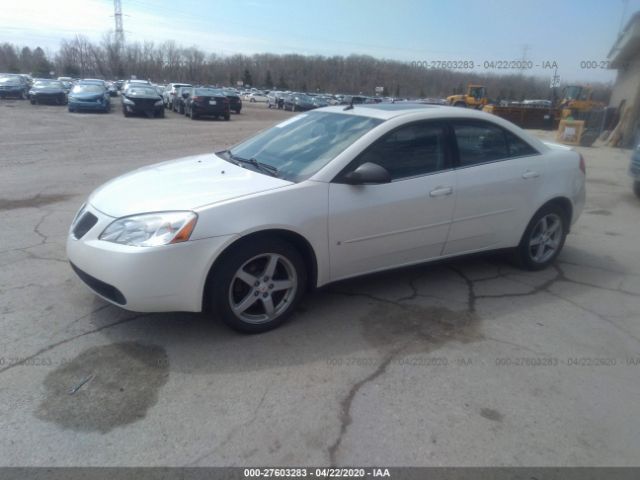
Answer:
[73, 212, 98, 239]
[70, 263, 127, 305]
[132, 98, 157, 108]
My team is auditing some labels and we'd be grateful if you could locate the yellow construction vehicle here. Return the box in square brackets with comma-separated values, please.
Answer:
[558, 85, 604, 119]
[447, 84, 488, 108]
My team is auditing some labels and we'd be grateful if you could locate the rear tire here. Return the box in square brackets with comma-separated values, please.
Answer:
[209, 238, 307, 333]
[634, 181, 640, 199]
[224, 112, 230, 121]
[513, 204, 568, 270]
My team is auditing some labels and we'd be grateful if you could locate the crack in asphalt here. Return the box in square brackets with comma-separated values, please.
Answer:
[325, 258, 640, 463]
[327, 341, 409, 466]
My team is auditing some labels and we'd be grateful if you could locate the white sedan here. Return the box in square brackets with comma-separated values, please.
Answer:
[67, 104, 585, 332]
[246, 92, 268, 103]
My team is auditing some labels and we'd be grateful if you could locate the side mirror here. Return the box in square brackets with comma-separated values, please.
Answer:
[343, 162, 391, 185]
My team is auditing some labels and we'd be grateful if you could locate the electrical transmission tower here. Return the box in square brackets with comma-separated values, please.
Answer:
[114, 0, 125, 44]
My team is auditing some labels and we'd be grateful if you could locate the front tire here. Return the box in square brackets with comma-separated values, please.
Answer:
[513, 204, 567, 270]
[209, 239, 307, 333]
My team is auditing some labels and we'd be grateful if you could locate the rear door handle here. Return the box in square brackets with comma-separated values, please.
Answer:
[522, 170, 540, 179]
[429, 186, 453, 197]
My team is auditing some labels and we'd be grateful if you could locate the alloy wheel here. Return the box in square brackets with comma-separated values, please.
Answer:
[228, 253, 298, 324]
[528, 213, 563, 264]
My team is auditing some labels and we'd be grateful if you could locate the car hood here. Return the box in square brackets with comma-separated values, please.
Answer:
[89, 153, 292, 218]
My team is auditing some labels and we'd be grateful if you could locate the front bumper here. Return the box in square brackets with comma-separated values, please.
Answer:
[124, 103, 163, 115]
[33, 93, 66, 103]
[66, 204, 236, 312]
[69, 99, 109, 111]
[0, 89, 24, 98]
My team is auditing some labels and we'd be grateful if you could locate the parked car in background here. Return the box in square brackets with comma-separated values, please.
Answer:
[67, 104, 585, 333]
[0, 76, 29, 99]
[164, 83, 192, 110]
[267, 91, 280, 109]
[312, 95, 330, 108]
[106, 81, 118, 97]
[340, 95, 368, 105]
[68, 83, 110, 113]
[29, 79, 67, 105]
[121, 79, 150, 92]
[121, 84, 164, 118]
[284, 93, 315, 111]
[223, 88, 242, 113]
[184, 87, 230, 120]
[247, 92, 268, 103]
[82, 78, 108, 88]
[631, 143, 640, 198]
[173, 86, 191, 114]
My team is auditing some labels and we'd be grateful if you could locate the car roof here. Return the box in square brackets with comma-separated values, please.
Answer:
[317, 103, 499, 121]
[314, 104, 549, 151]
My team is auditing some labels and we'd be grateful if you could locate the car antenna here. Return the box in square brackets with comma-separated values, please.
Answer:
[343, 97, 354, 111]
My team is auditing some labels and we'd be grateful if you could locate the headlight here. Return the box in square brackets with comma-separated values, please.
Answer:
[99, 211, 197, 247]
[123, 97, 134, 105]
[154, 99, 163, 106]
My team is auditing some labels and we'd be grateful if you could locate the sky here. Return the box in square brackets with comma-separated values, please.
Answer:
[1, 0, 639, 82]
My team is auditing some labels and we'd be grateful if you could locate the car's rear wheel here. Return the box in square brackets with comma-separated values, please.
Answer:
[30, 99, 36, 105]
[514, 204, 567, 270]
[190, 109, 198, 120]
[210, 239, 307, 333]
[634, 181, 640, 199]
[224, 112, 230, 121]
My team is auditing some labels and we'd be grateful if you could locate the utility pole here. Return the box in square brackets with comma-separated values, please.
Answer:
[114, 0, 125, 45]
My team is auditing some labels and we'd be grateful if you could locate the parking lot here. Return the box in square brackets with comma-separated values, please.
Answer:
[1, 98, 640, 466]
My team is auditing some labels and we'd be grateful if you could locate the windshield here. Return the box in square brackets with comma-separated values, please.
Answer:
[127, 86, 158, 96]
[0, 77, 20, 85]
[228, 111, 383, 182]
[72, 84, 103, 94]
[35, 80, 63, 88]
[195, 88, 223, 96]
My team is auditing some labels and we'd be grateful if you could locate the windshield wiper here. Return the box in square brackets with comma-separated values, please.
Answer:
[225, 151, 279, 178]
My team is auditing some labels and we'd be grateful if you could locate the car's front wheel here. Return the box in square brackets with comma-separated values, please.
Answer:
[514, 204, 567, 270]
[210, 239, 307, 333]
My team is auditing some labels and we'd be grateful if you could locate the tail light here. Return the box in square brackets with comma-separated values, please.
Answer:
[579, 153, 586, 175]
[192, 96, 203, 102]
[223, 98, 229, 104]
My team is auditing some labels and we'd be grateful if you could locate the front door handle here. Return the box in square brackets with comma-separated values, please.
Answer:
[429, 186, 453, 197]
[522, 170, 540, 179]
